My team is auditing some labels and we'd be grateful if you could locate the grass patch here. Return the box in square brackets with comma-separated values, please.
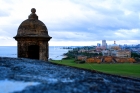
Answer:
[51, 59, 140, 78]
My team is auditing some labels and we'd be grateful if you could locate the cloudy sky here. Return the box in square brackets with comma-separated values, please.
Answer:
[0, 0, 140, 46]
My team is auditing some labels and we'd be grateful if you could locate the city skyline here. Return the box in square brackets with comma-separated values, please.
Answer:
[0, 0, 140, 46]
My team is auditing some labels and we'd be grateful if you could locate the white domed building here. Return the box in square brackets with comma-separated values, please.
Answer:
[110, 41, 120, 50]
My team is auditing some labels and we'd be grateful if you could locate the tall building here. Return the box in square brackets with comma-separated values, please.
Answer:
[102, 40, 107, 49]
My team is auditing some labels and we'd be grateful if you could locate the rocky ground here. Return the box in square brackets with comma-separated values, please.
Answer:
[0, 57, 140, 93]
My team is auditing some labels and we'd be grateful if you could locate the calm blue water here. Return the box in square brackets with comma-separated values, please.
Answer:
[0, 46, 70, 60]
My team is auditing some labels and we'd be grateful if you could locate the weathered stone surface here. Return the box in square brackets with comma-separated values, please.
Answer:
[0, 57, 140, 93]
[14, 8, 51, 61]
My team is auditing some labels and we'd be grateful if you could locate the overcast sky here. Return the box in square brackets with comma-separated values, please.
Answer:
[0, 0, 140, 46]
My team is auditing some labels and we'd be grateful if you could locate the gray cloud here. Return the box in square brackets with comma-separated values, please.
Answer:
[47, 0, 140, 42]
[0, 0, 140, 45]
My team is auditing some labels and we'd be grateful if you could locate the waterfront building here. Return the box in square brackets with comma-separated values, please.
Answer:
[102, 41, 131, 58]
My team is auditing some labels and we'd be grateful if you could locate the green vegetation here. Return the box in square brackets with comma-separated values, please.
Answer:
[63, 46, 102, 59]
[131, 52, 140, 58]
[51, 59, 140, 78]
[56, 46, 140, 78]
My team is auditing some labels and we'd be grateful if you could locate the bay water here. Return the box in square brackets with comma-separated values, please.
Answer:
[0, 46, 69, 60]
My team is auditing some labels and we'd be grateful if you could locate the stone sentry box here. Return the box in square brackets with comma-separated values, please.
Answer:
[14, 8, 52, 61]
